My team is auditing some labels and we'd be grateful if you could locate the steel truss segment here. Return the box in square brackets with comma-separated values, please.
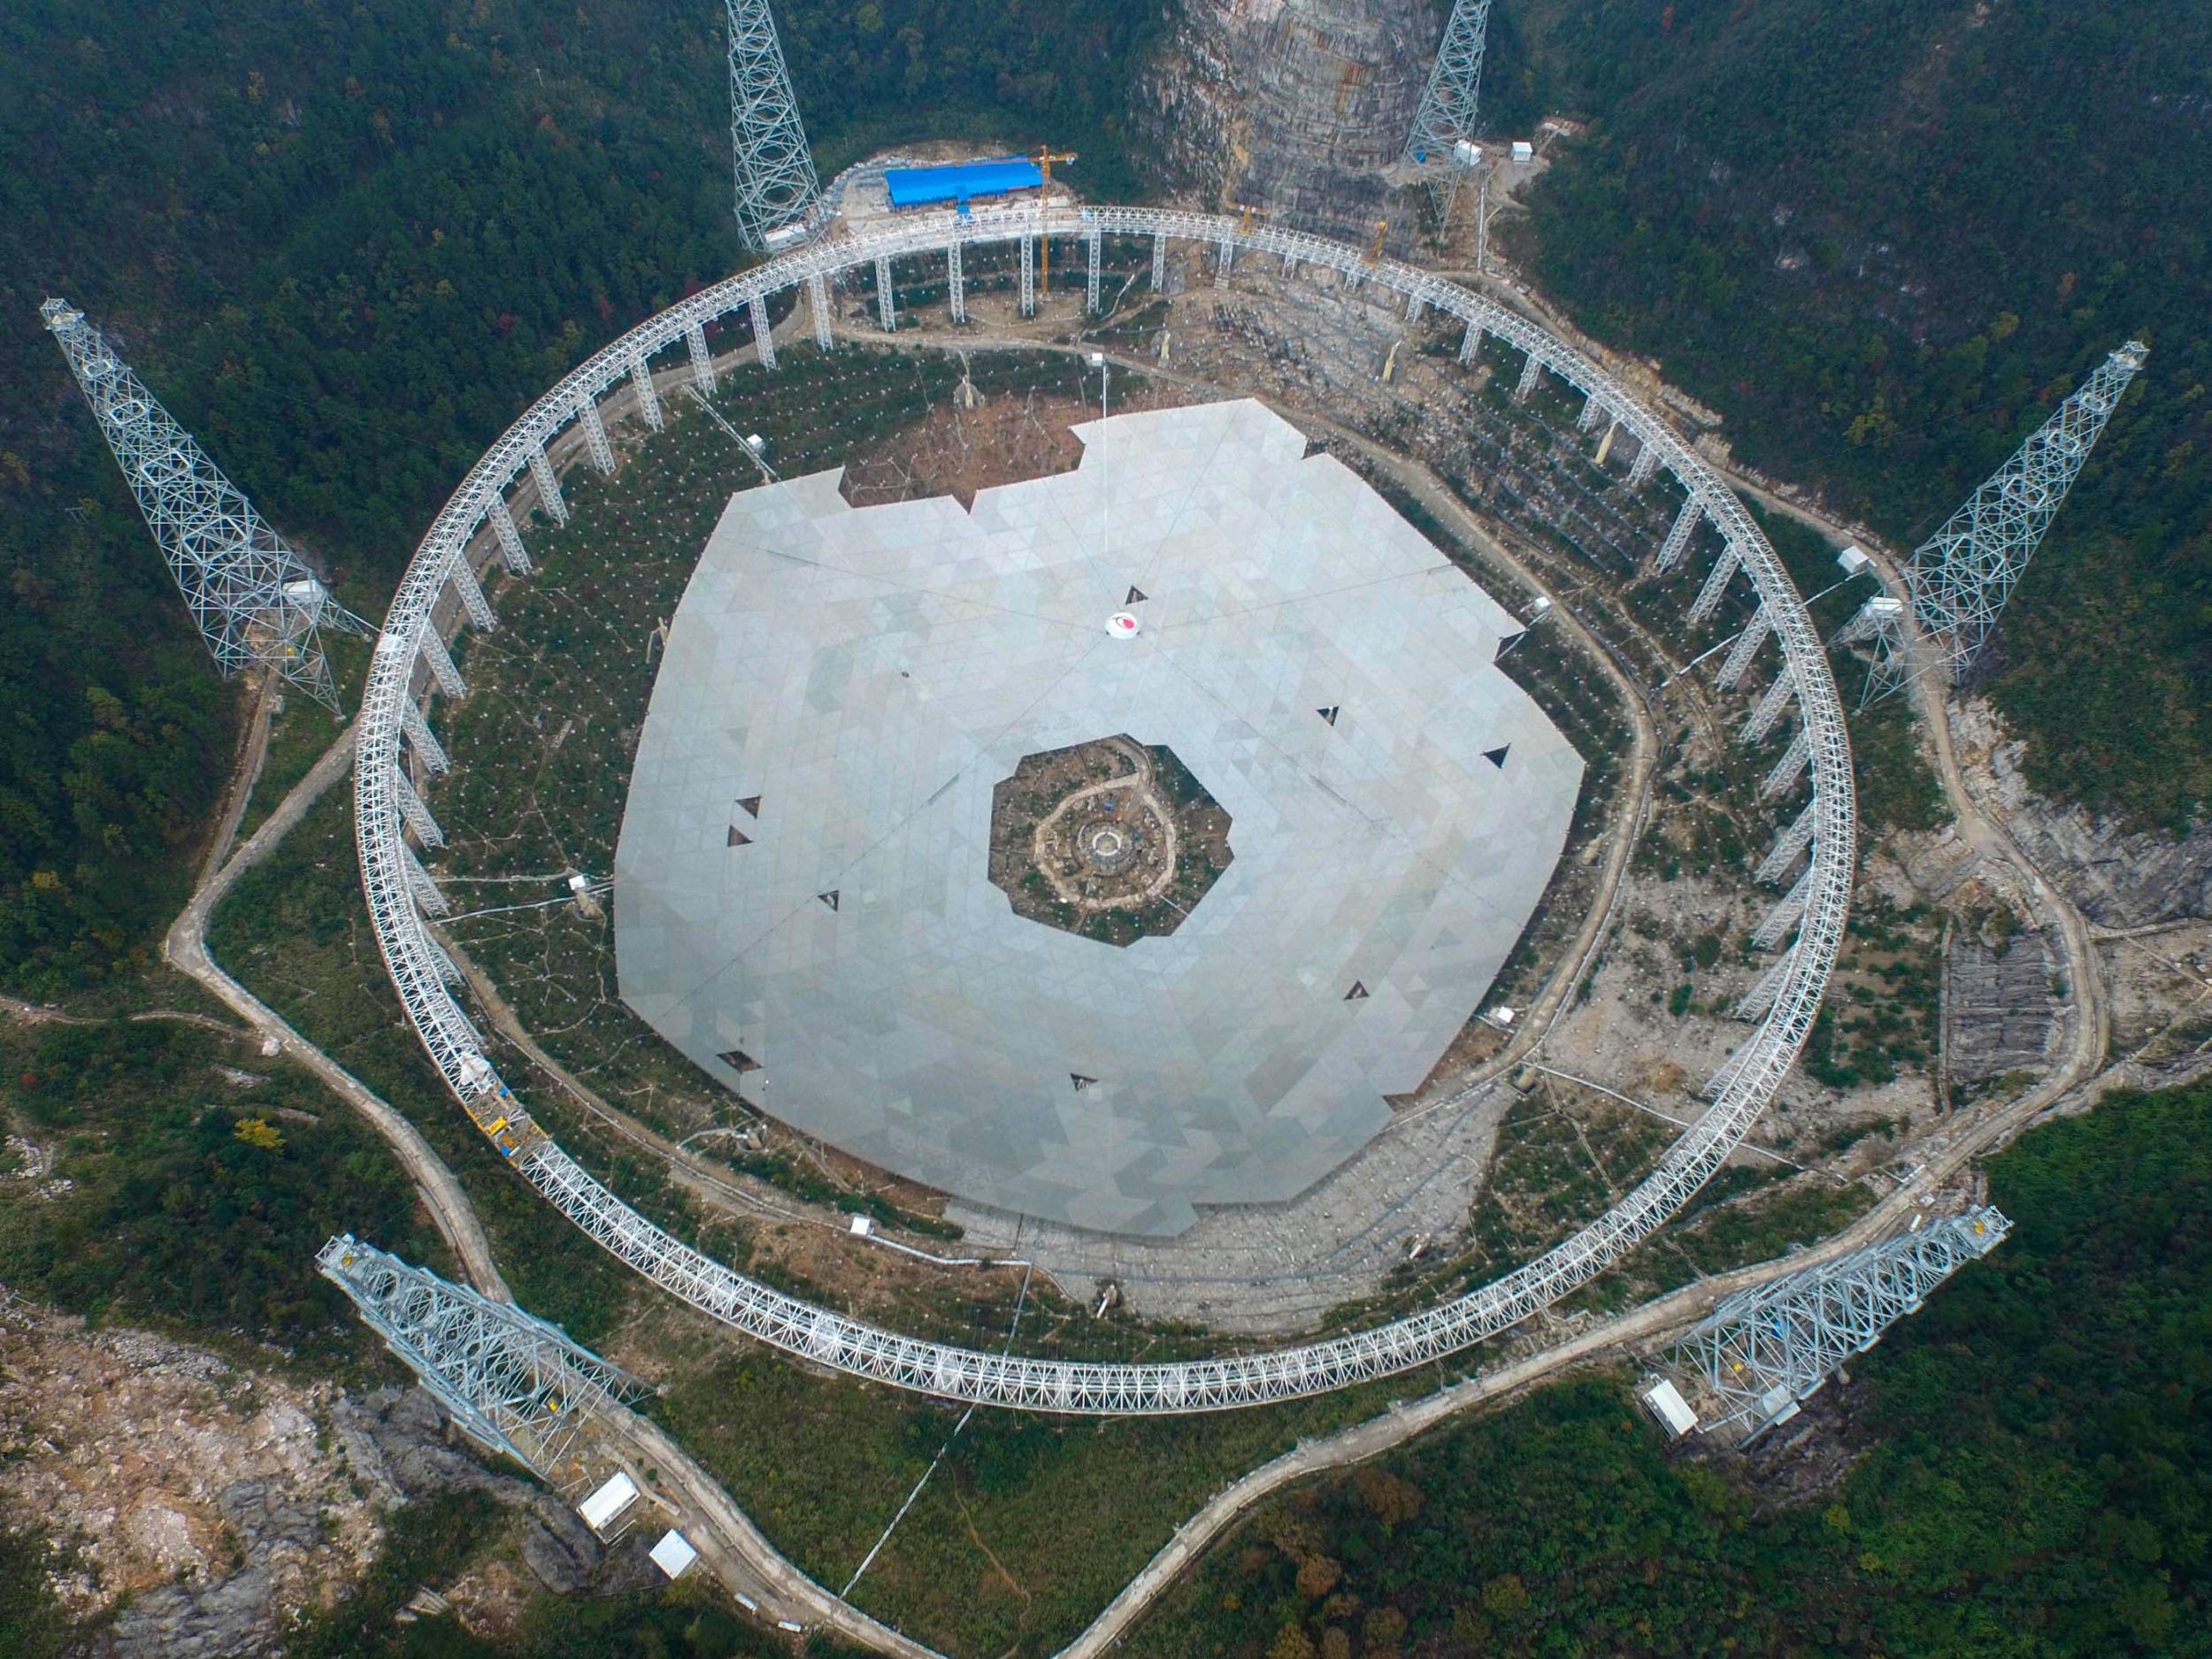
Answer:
[1757, 799, 1818, 885]
[1459, 322, 1483, 365]
[724, 0, 819, 251]
[626, 349, 663, 431]
[1627, 442, 1661, 488]
[1717, 604, 1771, 688]
[1515, 350, 1544, 399]
[947, 240, 967, 323]
[1018, 235, 1036, 317]
[1734, 947, 1796, 1020]
[1657, 496, 1701, 572]
[1674, 1208, 2009, 1435]
[875, 254, 896, 332]
[526, 442, 568, 526]
[419, 626, 465, 699]
[1762, 729, 1811, 798]
[1087, 227, 1103, 315]
[42, 297, 361, 713]
[687, 321, 718, 394]
[1741, 667, 1796, 745]
[807, 273, 832, 349]
[1404, 0, 1494, 167]
[747, 293, 777, 371]
[488, 495, 532, 576]
[447, 550, 495, 633]
[1907, 342, 2145, 679]
[352, 206, 1858, 1414]
[1150, 234, 1167, 293]
[578, 399, 616, 474]
[1751, 865, 1812, 949]
[393, 766, 444, 849]
[1688, 542, 1743, 626]
[319, 1233, 643, 1474]
[401, 697, 449, 773]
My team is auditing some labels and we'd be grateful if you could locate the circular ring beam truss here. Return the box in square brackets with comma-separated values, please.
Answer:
[355, 205, 1855, 1415]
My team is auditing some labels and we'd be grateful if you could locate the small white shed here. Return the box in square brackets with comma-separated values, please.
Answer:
[649, 1529, 700, 1580]
[577, 1471, 640, 1536]
[1640, 1378, 1699, 1439]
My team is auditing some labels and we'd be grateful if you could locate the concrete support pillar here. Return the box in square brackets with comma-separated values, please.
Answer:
[1086, 228, 1102, 315]
[1515, 351, 1544, 401]
[626, 349, 662, 432]
[807, 273, 833, 349]
[1019, 236, 1036, 317]
[947, 240, 966, 323]
[1757, 800, 1819, 885]
[686, 321, 716, 394]
[1656, 497, 1700, 571]
[578, 399, 615, 474]
[403, 841, 449, 917]
[875, 254, 897, 332]
[488, 496, 532, 576]
[1628, 442, 1661, 488]
[748, 293, 776, 371]
[1150, 234, 1166, 293]
[402, 698, 449, 773]
[1741, 669, 1797, 745]
[1733, 948, 1795, 1020]
[1717, 605, 1771, 689]
[1215, 237, 1233, 286]
[527, 443, 567, 523]
[1751, 866, 1813, 949]
[394, 767, 444, 849]
[420, 626, 465, 700]
[1761, 729, 1811, 798]
[1459, 322, 1484, 365]
[1405, 288, 1424, 323]
[1281, 250, 1299, 275]
[1687, 543, 1743, 626]
[447, 551, 495, 634]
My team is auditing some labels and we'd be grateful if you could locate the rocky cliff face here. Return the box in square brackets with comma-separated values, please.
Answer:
[1952, 700, 2212, 928]
[1140, 0, 1440, 243]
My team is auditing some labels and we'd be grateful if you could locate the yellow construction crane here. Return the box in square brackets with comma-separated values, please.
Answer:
[1034, 145, 1079, 297]
[1226, 200, 1272, 235]
[1365, 219, 1388, 265]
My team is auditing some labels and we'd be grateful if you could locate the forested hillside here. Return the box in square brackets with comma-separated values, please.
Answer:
[0, 0, 1164, 992]
[1134, 1078, 2212, 1657]
[1509, 0, 2212, 829]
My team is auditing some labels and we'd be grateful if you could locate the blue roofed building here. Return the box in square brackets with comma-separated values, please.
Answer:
[883, 157, 1045, 211]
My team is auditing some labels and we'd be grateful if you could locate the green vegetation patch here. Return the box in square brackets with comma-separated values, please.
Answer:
[0, 1011, 438, 1366]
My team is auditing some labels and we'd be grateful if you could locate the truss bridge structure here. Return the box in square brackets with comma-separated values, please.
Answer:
[42, 297, 370, 712]
[350, 204, 1857, 1414]
[318, 1234, 644, 1477]
[1670, 1207, 2010, 1439]
[1907, 341, 2147, 680]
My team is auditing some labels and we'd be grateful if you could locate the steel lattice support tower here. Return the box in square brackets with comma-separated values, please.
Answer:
[1830, 595, 1911, 710]
[1671, 1208, 2009, 1438]
[318, 1235, 644, 1476]
[725, 0, 819, 251]
[1402, 0, 1494, 206]
[42, 298, 369, 712]
[1907, 341, 2147, 680]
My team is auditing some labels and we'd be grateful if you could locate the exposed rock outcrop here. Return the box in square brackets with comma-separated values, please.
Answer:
[1952, 699, 2212, 928]
[1140, 0, 1440, 243]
